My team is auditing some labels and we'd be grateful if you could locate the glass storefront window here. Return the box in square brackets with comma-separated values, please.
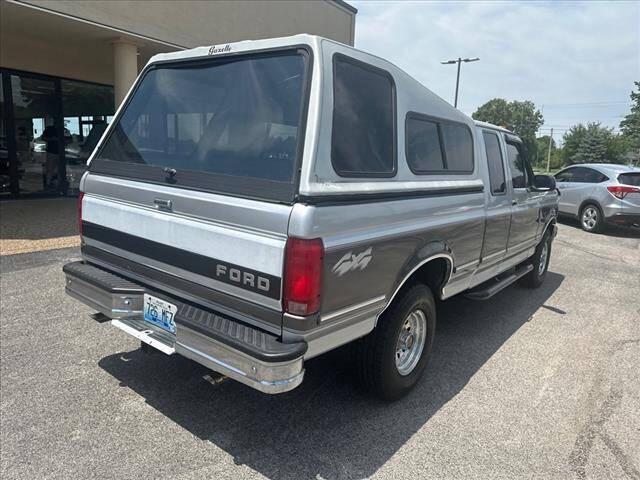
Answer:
[0, 69, 114, 197]
[62, 79, 114, 193]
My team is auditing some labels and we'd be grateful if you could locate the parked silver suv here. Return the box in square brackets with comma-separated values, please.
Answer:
[63, 35, 559, 400]
[554, 163, 640, 232]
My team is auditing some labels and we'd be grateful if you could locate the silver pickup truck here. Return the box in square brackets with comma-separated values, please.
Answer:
[63, 35, 559, 400]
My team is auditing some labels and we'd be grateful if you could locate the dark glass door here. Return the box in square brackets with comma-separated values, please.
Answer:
[0, 74, 10, 196]
[9, 73, 64, 195]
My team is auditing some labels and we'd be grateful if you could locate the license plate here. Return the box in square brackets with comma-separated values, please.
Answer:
[143, 294, 177, 334]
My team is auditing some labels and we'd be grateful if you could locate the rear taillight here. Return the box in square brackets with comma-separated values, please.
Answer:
[283, 237, 324, 316]
[607, 185, 640, 199]
[77, 192, 84, 236]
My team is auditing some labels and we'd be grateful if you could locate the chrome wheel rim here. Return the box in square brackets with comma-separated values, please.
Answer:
[582, 207, 598, 230]
[395, 309, 427, 376]
[538, 241, 549, 276]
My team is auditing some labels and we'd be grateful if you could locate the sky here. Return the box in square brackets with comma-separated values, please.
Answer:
[352, 0, 639, 142]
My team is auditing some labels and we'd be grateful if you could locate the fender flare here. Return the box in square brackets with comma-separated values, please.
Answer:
[541, 215, 558, 241]
[377, 241, 454, 320]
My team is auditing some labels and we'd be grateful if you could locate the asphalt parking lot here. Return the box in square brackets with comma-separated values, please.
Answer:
[1, 221, 639, 480]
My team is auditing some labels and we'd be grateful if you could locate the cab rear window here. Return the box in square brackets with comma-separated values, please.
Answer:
[91, 50, 310, 202]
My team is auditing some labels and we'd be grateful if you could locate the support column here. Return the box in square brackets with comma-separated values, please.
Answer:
[112, 39, 138, 106]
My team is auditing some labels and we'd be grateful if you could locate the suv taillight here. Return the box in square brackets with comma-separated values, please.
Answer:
[607, 185, 640, 199]
[283, 237, 323, 316]
[77, 192, 84, 236]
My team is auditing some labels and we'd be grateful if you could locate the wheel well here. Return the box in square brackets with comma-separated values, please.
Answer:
[395, 257, 450, 302]
[377, 255, 452, 323]
[579, 200, 602, 216]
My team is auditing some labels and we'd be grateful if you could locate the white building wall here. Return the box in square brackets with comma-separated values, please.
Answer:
[19, 0, 355, 48]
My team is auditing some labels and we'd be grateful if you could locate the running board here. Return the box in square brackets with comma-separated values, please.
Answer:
[464, 264, 533, 301]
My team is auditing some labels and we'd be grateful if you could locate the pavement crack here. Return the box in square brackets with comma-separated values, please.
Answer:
[599, 431, 640, 480]
[569, 385, 624, 479]
[568, 340, 640, 480]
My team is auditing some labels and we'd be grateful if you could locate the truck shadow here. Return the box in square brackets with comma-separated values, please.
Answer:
[99, 272, 564, 480]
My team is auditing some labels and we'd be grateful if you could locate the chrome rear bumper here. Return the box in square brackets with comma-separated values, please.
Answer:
[64, 261, 306, 394]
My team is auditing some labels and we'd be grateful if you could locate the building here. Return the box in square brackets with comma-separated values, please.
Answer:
[0, 0, 356, 197]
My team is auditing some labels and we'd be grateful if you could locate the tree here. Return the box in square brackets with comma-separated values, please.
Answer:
[562, 122, 617, 164]
[472, 99, 544, 140]
[608, 135, 633, 164]
[472, 99, 544, 166]
[562, 124, 586, 164]
[619, 81, 640, 164]
[535, 135, 562, 170]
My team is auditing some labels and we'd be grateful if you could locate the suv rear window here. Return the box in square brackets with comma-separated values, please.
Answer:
[91, 50, 310, 202]
[619, 172, 640, 186]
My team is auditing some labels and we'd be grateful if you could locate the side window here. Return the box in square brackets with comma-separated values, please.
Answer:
[555, 168, 575, 182]
[405, 113, 474, 174]
[440, 123, 474, 172]
[331, 54, 395, 177]
[406, 116, 444, 172]
[482, 131, 506, 194]
[594, 171, 608, 183]
[506, 140, 529, 189]
[574, 167, 607, 183]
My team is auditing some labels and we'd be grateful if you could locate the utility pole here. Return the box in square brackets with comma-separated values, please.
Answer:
[546, 128, 554, 173]
[441, 57, 479, 108]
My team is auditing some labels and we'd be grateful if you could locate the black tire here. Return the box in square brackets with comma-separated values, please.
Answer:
[520, 230, 552, 288]
[353, 283, 436, 401]
[580, 203, 603, 233]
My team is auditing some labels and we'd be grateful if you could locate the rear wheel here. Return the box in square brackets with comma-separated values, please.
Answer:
[580, 204, 603, 233]
[354, 283, 436, 401]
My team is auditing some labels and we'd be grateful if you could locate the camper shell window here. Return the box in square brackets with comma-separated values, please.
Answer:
[90, 48, 312, 203]
[405, 113, 474, 175]
[331, 54, 396, 178]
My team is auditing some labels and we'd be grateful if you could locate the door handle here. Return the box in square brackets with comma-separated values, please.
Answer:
[512, 200, 518, 205]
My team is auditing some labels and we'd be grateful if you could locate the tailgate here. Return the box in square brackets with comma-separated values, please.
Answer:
[80, 173, 291, 334]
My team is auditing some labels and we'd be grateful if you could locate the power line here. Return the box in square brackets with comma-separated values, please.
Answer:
[541, 114, 625, 119]
[540, 100, 630, 107]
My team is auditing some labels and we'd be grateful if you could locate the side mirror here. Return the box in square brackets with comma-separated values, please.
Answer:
[533, 174, 556, 191]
